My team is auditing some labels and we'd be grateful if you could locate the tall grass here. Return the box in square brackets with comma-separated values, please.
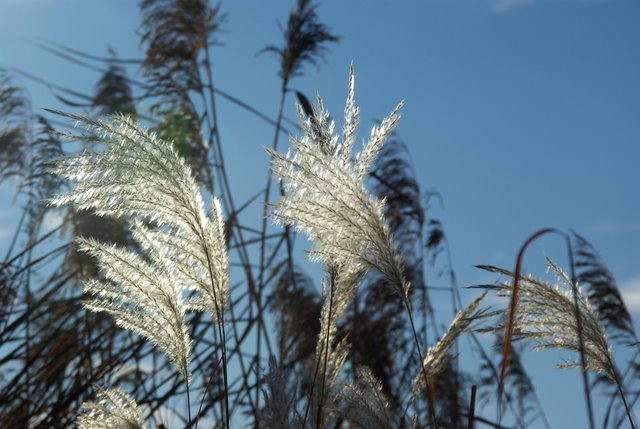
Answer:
[42, 67, 491, 428]
[0, 1, 637, 428]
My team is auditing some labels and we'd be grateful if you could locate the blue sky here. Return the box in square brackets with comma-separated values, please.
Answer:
[1, 0, 639, 427]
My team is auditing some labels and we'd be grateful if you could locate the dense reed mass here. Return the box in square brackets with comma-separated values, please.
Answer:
[0, 1, 637, 428]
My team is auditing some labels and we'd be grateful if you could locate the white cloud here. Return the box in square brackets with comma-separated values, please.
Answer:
[582, 218, 640, 237]
[491, 0, 611, 12]
[493, 0, 535, 12]
[620, 275, 640, 314]
[0, 0, 52, 5]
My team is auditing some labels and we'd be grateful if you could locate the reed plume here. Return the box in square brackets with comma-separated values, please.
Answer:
[479, 261, 618, 382]
[269, 66, 406, 298]
[411, 293, 488, 396]
[49, 111, 229, 380]
[261, 0, 339, 88]
[339, 367, 397, 429]
[78, 387, 145, 429]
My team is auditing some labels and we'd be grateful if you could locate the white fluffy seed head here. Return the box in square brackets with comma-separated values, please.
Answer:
[50, 112, 229, 379]
[78, 387, 145, 429]
[485, 260, 617, 382]
[269, 68, 408, 298]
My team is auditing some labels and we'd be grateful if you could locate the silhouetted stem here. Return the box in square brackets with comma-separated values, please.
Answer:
[468, 384, 477, 429]
[186, 375, 192, 424]
[315, 271, 335, 429]
[256, 86, 287, 416]
[404, 296, 438, 428]
[607, 354, 637, 429]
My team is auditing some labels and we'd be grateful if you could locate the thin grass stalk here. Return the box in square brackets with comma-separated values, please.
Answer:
[302, 334, 322, 429]
[498, 227, 595, 429]
[3, 203, 27, 261]
[442, 231, 464, 416]
[602, 349, 640, 429]
[22, 41, 297, 133]
[556, 237, 634, 426]
[223, 273, 259, 417]
[0, 269, 76, 347]
[563, 233, 597, 429]
[351, 287, 359, 385]
[0, 224, 64, 274]
[460, 415, 513, 429]
[198, 22, 275, 425]
[180, 54, 232, 429]
[301, 267, 337, 429]
[605, 353, 637, 428]
[257, 84, 290, 417]
[465, 319, 547, 427]
[3, 148, 51, 422]
[468, 384, 477, 429]
[616, 392, 640, 429]
[83, 307, 93, 399]
[201, 33, 267, 424]
[403, 297, 438, 428]
[258, 3, 339, 415]
[194, 356, 219, 429]
[315, 269, 336, 429]
[23, 173, 40, 424]
[186, 376, 192, 424]
[25, 252, 31, 424]
[3, 242, 68, 282]
[200, 227, 230, 429]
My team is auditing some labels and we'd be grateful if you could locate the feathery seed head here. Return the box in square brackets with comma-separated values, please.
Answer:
[78, 387, 145, 429]
[411, 293, 488, 396]
[79, 236, 192, 378]
[484, 261, 617, 382]
[261, 356, 301, 429]
[340, 367, 395, 429]
[269, 68, 408, 297]
[50, 112, 229, 379]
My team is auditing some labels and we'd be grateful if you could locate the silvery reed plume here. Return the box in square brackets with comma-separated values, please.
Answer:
[480, 261, 615, 380]
[268, 66, 487, 427]
[338, 367, 398, 429]
[44, 68, 494, 428]
[411, 292, 488, 396]
[268, 66, 407, 298]
[268, 66, 406, 427]
[77, 386, 145, 429]
[48, 111, 230, 425]
[478, 260, 635, 427]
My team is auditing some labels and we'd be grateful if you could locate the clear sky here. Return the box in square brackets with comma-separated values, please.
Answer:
[0, 0, 639, 427]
